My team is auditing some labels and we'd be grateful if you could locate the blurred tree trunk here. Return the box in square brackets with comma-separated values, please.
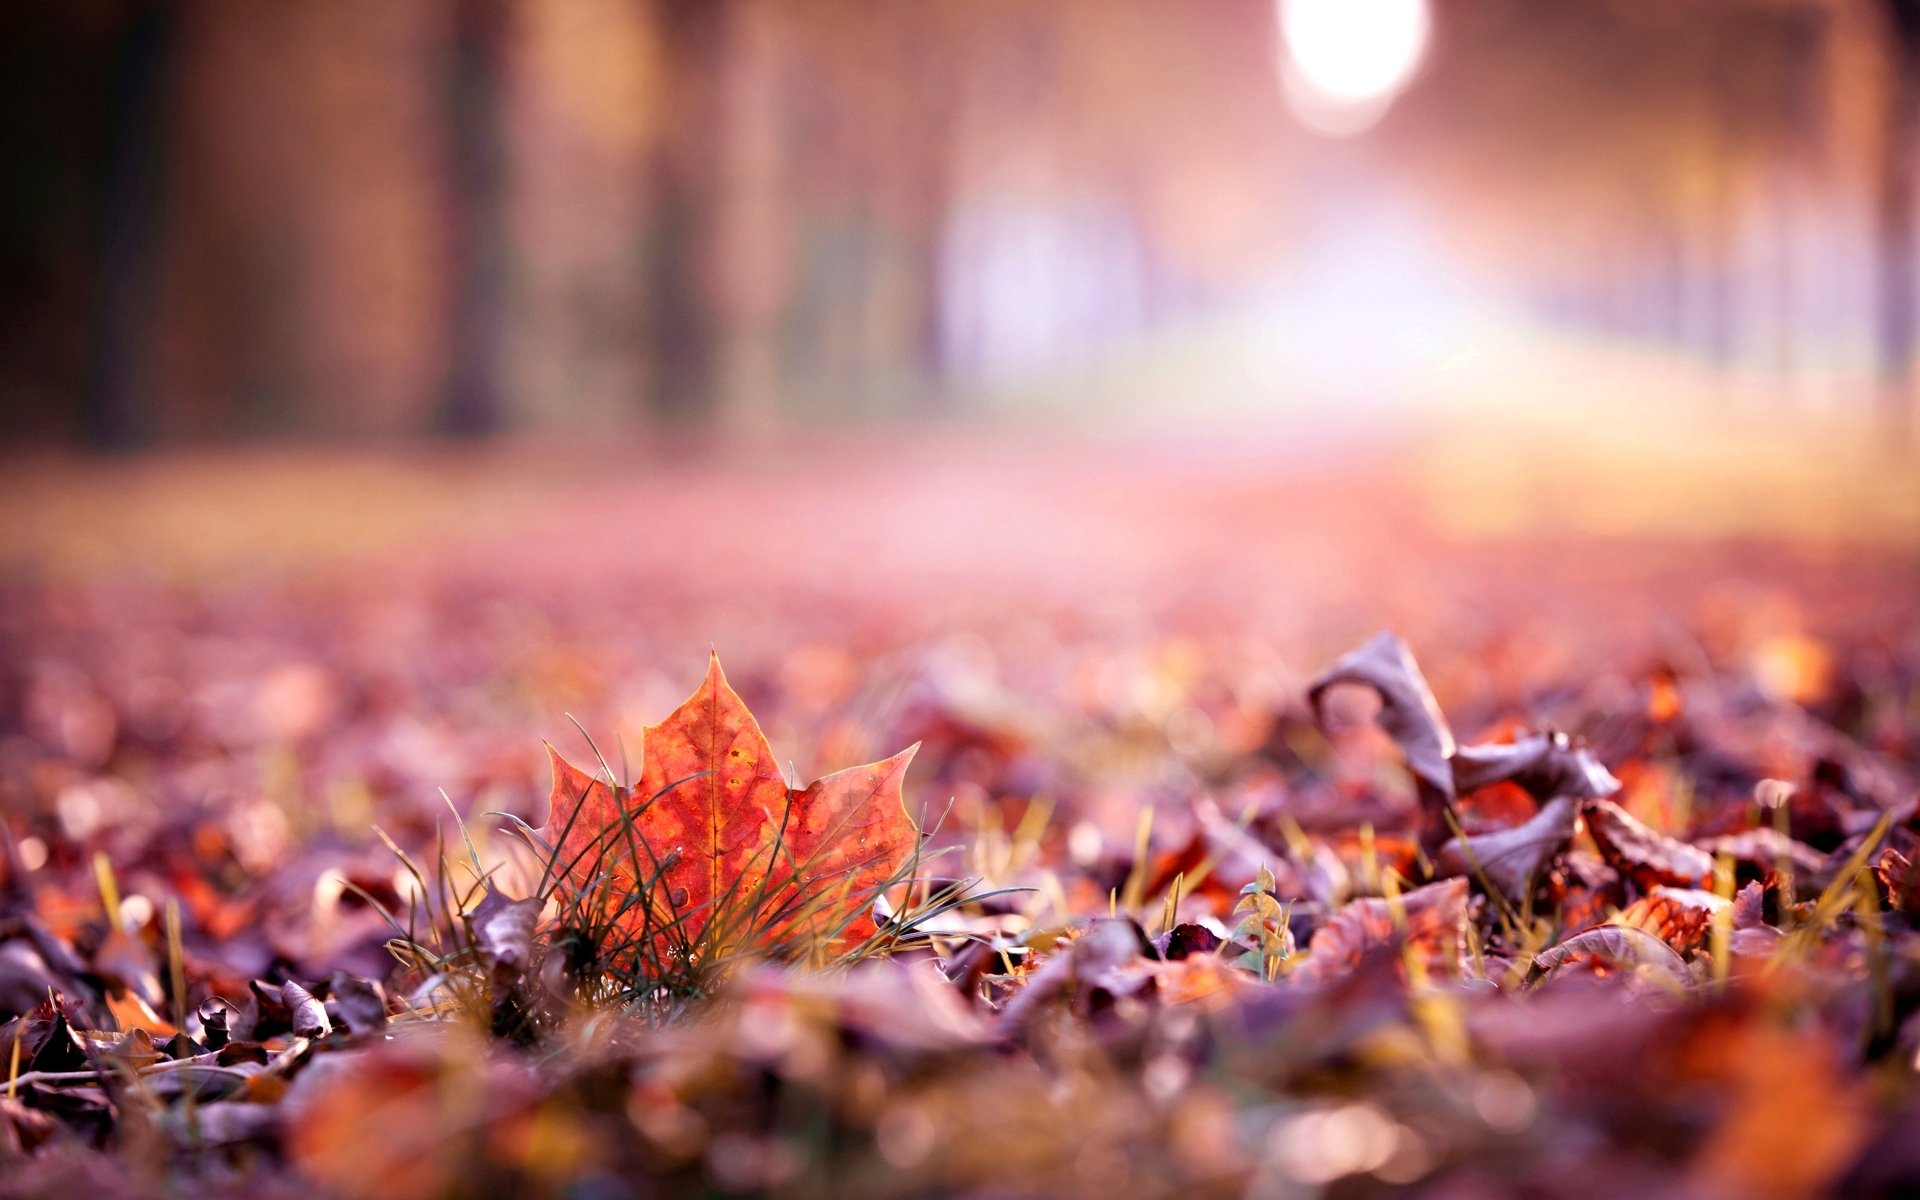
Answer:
[438, 0, 509, 437]
[84, 0, 174, 450]
[900, 13, 960, 414]
[1877, 0, 1920, 450]
[707, 0, 786, 430]
[646, 0, 788, 431]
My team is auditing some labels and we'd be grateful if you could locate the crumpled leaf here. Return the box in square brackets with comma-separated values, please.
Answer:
[162, 1031, 204, 1060]
[197, 996, 235, 1050]
[1876, 845, 1920, 918]
[540, 654, 921, 953]
[1155, 923, 1225, 961]
[26, 1004, 90, 1073]
[1531, 925, 1693, 990]
[103, 1026, 161, 1068]
[1308, 632, 1456, 803]
[1309, 636, 1619, 852]
[1291, 877, 1470, 986]
[1435, 796, 1579, 900]
[0, 1096, 56, 1158]
[466, 887, 540, 988]
[1729, 880, 1773, 930]
[1611, 886, 1729, 954]
[1142, 952, 1248, 1009]
[281, 979, 332, 1039]
[327, 972, 388, 1037]
[997, 918, 1158, 1033]
[1583, 798, 1712, 891]
[283, 1030, 540, 1200]
[1451, 730, 1621, 801]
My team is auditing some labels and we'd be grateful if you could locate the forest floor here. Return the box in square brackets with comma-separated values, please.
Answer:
[0, 426, 1916, 1198]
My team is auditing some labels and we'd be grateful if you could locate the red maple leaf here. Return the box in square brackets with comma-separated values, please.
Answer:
[538, 655, 920, 957]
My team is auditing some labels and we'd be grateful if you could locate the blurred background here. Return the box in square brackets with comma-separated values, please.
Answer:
[3, 0, 1920, 456]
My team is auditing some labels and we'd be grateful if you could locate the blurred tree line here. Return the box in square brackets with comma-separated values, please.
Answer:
[0, 0, 1916, 446]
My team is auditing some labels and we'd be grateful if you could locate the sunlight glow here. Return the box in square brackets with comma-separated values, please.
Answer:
[1278, 0, 1432, 136]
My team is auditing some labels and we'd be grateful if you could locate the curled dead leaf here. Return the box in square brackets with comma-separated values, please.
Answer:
[1290, 877, 1470, 986]
[281, 980, 331, 1040]
[1875, 846, 1920, 918]
[1451, 730, 1620, 801]
[1307, 632, 1456, 804]
[1436, 796, 1578, 901]
[467, 887, 541, 988]
[1531, 925, 1692, 991]
[197, 996, 236, 1050]
[996, 919, 1158, 1034]
[328, 972, 388, 1037]
[1309, 636, 1619, 855]
[1583, 799, 1712, 891]
[1156, 923, 1225, 961]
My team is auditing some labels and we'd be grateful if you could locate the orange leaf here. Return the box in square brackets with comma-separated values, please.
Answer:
[1611, 886, 1728, 954]
[539, 654, 920, 956]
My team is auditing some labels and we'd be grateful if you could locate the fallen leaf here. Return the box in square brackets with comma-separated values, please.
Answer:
[1435, 796, 1578, 901]
[1688, 1022, 1867, 1200]
[466, 887, 541, 988]
[735, 960, 992, 1056]
[1532, 925, 1692, 990]
[328, 971, 388, 1037]
[1156, 923, 1226, 961]
[281, 979, 331, 1039]
[1144, 953, 1248, 1009]
[1450, 730, 1621, 801]
[997, 919, 1158, 1033]
[1309, 636, 1618, 852]
[0, 1096, 56, 1157]
[540, 655, 921, 955]
[1875, 846, 1920, 918]
[159, 1100, 278, 1148]
[1583, 799, 1713, 891]
[26, 1005, 90, 1073]
[1611, 887, 1729, 954]
[197, 996, 236, 1050]
[1307, 632, 1456, 805]
[1290, 877, 1470, 986]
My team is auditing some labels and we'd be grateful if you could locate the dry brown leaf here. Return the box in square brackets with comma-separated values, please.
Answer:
[1532, 925, 1692, 990]
[1290, 877, 1470, 986]
[1307, 632, 1456, 804]
[1583, 798, 1713, 891]
[1435, 796, 1578, 900]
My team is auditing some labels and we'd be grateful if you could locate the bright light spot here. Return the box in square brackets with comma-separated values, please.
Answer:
[1470, 1071, 1537, 1132]
[1278, 0, 1431, 136]
[119, 893, 154, 932]
[1271, 1104, 1404, 1183]
[17, 837, 48, 872]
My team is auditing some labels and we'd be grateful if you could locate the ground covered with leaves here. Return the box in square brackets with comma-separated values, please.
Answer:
[1, 442, 1917, 1199]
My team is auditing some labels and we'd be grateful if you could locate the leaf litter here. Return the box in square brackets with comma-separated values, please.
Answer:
[1, 534, 1917, 1199]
